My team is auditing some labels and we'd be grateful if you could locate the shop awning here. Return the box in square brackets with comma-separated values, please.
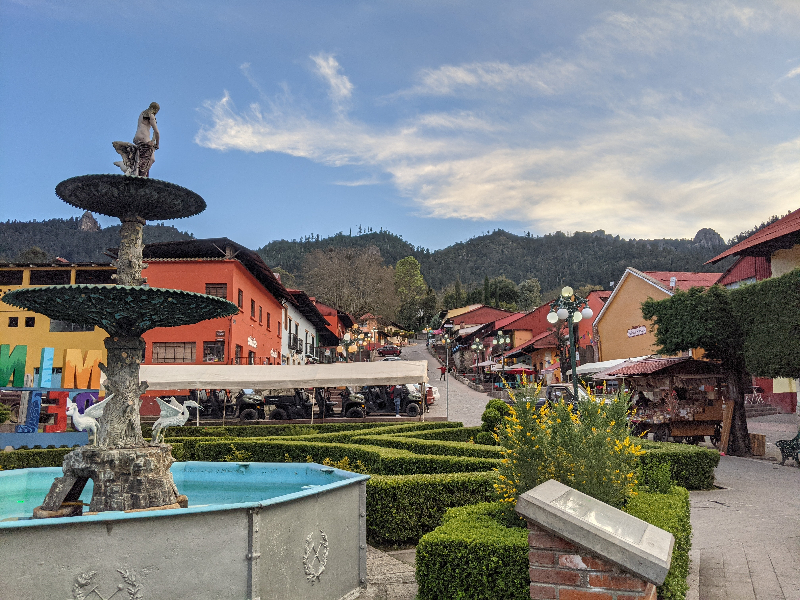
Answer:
[111, 361, 429, 391]
[473, 360, 498, 367]
[575, 357, 647, 376]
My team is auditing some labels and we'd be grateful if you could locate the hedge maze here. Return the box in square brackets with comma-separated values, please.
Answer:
[3, 420, 714, 600]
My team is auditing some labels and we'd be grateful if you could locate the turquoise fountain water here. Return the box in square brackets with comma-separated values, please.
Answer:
[0, 462, 367, 524]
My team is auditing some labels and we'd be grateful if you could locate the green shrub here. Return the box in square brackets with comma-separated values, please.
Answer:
[416, 502, 529, 600]
[640, 461, 673, 494]
[639, 441, 719, 490]
[0, 447, 74, 469]
[475, 431, 496, 446]
[480, 408, 503, 433]
[626, 487, 691, 600]
[496, 395, 643, 509]
[481, 398, 511, 435]
[145, 421, 448, 440]
[188, 438, 500, 475]
[0, 402, 11, 424]
[349, 434, 502, 458]
[402, 426, 481, 442]
[366, 472, 497, 545]
[283, 422, 461, 444]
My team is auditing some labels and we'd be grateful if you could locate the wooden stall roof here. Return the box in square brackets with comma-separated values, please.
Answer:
[603, 357, 724, 378]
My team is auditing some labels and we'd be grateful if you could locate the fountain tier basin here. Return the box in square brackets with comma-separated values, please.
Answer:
[1, 462, 368, 600]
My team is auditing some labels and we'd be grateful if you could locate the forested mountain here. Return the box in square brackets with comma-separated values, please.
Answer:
[257, 229, 417, 275]
[259, 227, 732, 294]
[420, 229, 729, 292]
[3, 214, 749, 295]
[0, 216, 193, 263]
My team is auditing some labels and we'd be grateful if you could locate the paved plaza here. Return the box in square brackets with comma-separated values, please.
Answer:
[401, 340, 493, 427]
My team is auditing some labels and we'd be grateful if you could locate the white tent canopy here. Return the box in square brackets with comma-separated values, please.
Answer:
[116, 361, 430, 391]
[574, 357, 648, 376]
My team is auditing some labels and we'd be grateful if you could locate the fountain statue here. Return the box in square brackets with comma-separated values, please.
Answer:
[3, 104, 238, 516]
[112, 102, 160, 177]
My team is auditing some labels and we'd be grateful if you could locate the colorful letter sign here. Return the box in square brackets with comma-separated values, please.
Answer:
[0, 344, 27, 387]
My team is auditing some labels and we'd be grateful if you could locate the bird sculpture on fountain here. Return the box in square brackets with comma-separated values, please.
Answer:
[66, 395, 112, 446]
[151, 398, 201, 444]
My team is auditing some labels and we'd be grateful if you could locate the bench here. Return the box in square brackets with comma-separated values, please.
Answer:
[776, 431, 800, 466]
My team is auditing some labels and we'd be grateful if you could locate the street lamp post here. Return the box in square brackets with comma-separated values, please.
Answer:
[470, 339, 485, 383]
[547, 286, 593, 400]
[493, 330, 511, 383]
[441, 334, 452, 420]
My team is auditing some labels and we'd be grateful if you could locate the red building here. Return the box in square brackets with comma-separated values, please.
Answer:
[311, 299, 355, 343]
[447, 305, 514, 330]
[131, 238, 292, 414]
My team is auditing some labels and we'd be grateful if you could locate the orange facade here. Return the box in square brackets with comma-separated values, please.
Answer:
[141, 259, 283, 367]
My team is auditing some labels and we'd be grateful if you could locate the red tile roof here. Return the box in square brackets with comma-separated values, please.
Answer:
[605, 356, 689, 376]
[494, 312, 526, 329]
[716, 256, 772, 287]
[642, 271, 722, 290]
[707, 208, 800, 264]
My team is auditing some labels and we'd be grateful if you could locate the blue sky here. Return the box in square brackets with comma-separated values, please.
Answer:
[1, 1, 798, 251]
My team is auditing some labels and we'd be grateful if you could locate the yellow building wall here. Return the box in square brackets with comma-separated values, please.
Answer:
[0, 266, 111, 381]
[771, 244, 800, 277]
[597, 274, 670, 361]
[512, 330, 533, 348]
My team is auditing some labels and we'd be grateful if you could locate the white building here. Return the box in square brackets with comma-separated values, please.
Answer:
[281, 289, 338, 365]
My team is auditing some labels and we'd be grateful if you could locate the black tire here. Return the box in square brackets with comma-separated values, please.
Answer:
[268, 408, 287, 420]
[406, 403, 420, 418]
[345, 407, 365, 419]
[240, 408, 259, 421]
[710, 424, 722, 447]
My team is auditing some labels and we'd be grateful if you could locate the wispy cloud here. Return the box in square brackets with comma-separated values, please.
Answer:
[196, 4, 800, 240]
[784, 65, 800, 79]
[332, 176, 384, 187]
[310, 53, 353, 114]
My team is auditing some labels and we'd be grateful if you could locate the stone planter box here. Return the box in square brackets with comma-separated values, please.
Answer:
[0, 462, 368, 600]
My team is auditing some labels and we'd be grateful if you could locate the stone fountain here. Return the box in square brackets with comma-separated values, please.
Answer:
[0, 107, 369, 600]
[4, 105, 238, 515]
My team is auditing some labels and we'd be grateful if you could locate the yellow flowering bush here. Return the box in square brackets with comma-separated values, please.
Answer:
[494, 385, 644, 509]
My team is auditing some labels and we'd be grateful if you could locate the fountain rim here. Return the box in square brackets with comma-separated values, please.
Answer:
[55, 174, 206, 221]
[0, 462, 370, 530]
[1, 283, 239, 336]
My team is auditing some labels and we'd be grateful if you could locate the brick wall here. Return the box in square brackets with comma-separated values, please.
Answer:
[527, 523, 657, 600]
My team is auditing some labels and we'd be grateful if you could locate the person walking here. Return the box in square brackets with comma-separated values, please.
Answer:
[439, 365, 447, 380]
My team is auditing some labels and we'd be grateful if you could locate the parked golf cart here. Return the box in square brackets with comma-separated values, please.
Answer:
[264, 389, 314, 420]
[358, 384, 422, 417]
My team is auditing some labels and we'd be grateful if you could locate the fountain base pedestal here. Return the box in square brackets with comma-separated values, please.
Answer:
[35, 445, 178, 516]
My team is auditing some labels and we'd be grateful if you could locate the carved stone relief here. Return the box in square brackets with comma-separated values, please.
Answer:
[303, 530, 329, 583]
[71, 569, 143, 600]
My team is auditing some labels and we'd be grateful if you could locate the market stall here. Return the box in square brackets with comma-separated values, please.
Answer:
[596, 356, 725, 443]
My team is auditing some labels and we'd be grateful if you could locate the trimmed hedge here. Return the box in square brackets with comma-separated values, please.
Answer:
[366, 471, 497, 545]
[149, 420, 458, 440]
[640, 441, 720, 490]
[626, 487, 692, 600]
[401, 426, 482, 442]
[0, 447, 74, 469]
[417, 488, 693, 600]
[186, 438, 500, 475]
[416, 502, 530, 600]
[279, 422, 462, 444]
[349, 434, 502, 459]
